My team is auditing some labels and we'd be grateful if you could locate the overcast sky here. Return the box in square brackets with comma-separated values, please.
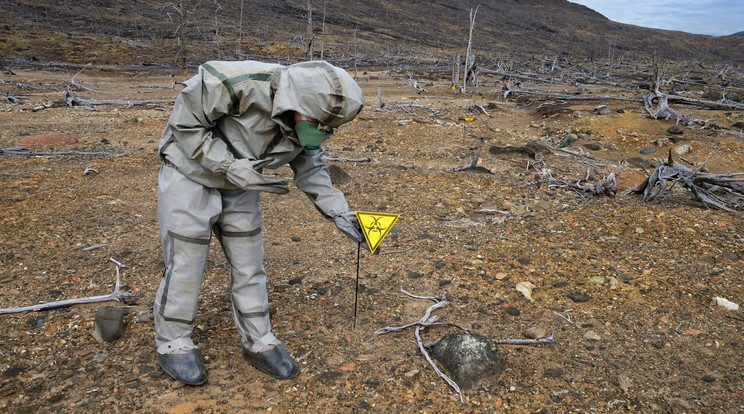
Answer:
[568, 0, 744, 36]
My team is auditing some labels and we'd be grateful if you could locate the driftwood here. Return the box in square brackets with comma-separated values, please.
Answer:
[0, 259, 136, 315]
[530, 160, 617, 197]
[629, 151, 744, 213]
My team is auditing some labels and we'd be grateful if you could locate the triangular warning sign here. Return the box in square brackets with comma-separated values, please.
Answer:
[355, 211, 399, 254]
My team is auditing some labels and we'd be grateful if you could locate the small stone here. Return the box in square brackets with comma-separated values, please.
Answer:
[532, 200, 551, 212]
[589, 276, 606, 284]
[516, 281, 536, 300]
[702, 375, 716, 382]
[583, 142, 602, 151]
[618, 273, 633, 281]
[639, 147, 656, 155]
[560, 134, 579, 148]
[731, 121, 744, 129]
[3, 366, 25, 378]
[93, 306, 124, 343]
[673, 144, 692, 155]
[595, 105, 612, 115]
[505, 306, 521, 316]
[568, 293, 591, 303]
[699, 255, 716, 265]
[290, 236, 301, 242]
[93, 352, 109, 363]
[408, 271, 423, 279]
[543, 367, 563, 378]
[523, 326, 548, 339]
[723, 252, 739, 261]
[651, 338, 664, 349]
[135, 312, 153, 323]
[518, 257, 531, 265]
[668, 124, 684, 134]
[328, 164, 353, 185]
[583, 330, 601, 341]
[337, 362, 357, 372]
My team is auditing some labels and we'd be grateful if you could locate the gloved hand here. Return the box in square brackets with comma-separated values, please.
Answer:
[334, 211, 367, 248]
[226, 159, 289, 194]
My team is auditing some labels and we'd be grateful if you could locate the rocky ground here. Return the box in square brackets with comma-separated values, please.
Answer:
[1, 65, 744, 413]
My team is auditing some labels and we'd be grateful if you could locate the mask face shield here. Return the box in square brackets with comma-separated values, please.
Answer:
[294, 113, 333, 149]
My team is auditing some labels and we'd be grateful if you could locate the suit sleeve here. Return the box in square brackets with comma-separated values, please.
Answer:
[163, 66, 236, 174]
[289, 148, 349, 219]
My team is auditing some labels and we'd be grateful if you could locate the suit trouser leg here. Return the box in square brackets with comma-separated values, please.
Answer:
[154, 165, 221, 354]
[215, 189, 279, 353]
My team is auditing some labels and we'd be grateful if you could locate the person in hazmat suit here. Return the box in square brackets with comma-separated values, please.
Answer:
[154, 60, 365, 385]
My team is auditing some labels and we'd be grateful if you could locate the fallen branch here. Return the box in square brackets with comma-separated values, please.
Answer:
[0, 260, 136, 315]
[499, 86, 641, 103]
[65, 89, 174, 109]
[322, 156, 371, 163]
[629, 151, 744, 213]
[70, 64, 100, 93]
[0, 146, 128, 157]
[425, 333, 556, 347]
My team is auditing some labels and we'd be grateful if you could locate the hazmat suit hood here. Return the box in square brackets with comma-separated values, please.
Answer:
[272, 61, 363, 131]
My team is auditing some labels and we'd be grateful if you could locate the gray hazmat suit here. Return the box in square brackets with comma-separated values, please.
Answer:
[154, 60, 363, 356]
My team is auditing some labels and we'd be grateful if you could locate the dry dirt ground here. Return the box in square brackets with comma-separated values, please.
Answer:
[1, 66, 744, 413]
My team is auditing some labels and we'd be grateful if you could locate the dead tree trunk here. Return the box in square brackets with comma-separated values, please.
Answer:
[178, 0, 187, 75]
[462, 4, 479, 93]
[452, 52, 461, 92]
[236, 0, 244, 57]
[305, 0, 314, 60]
[319, 0, 327, 60]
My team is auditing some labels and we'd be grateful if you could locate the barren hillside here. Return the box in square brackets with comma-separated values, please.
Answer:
[1, 0, 742, 70]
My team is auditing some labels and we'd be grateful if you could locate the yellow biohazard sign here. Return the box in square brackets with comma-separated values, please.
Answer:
[464, 117, 475, 123]
[355, 211, 399, 254]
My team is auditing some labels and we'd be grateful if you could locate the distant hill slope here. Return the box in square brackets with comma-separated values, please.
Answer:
[1, 0, 742, 68]
[730, 31, 744, 38]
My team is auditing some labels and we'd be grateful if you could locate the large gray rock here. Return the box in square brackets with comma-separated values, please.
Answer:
[429, 332, 505, 390]
[93, 306, 124, 343]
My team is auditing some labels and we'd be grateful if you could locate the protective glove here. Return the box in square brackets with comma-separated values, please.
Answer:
[334, 211, 367, 248]
[226, 159, 289, 194]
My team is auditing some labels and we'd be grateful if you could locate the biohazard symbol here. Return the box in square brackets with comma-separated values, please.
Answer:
[355, 211, 399, 254]
[464, 117, 475, 123]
